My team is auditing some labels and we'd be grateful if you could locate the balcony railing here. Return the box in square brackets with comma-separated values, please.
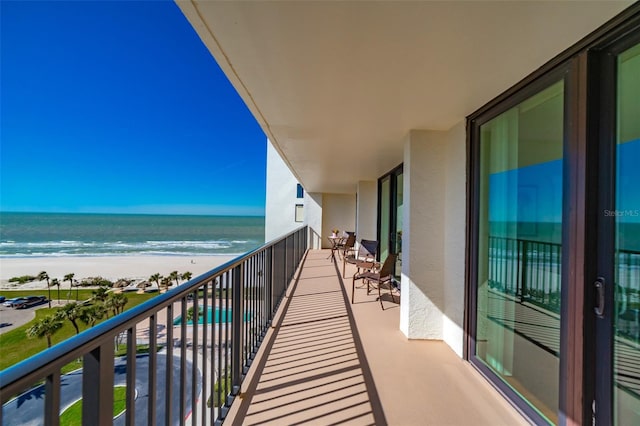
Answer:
[0, 226, 308, 426]
[488, 235, 640, 340]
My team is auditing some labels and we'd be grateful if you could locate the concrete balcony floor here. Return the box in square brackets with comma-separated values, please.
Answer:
[227, 250, 527, 425]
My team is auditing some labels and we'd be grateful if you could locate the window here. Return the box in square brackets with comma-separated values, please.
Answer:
[296, 184, 304, 198]
[295, 204, 304, 222]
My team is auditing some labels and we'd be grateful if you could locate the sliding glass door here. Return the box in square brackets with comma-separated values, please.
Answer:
[378, 165, 403, 280]
[468, 19, 640, 423]
[608, 38, 640, 425]
[474, 78, 565, 423]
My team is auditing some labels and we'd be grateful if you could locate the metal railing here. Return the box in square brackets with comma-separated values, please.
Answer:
[488, 236, 640, 319]
[0, 226, 308, 426]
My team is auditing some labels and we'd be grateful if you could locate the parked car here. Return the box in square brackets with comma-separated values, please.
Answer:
[0, 296, 5, 303]
[3, 297, 28, 308]
[15, 296, 48, 309]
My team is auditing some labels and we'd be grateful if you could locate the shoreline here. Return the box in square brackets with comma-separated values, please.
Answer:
[0, 255, 237, 289]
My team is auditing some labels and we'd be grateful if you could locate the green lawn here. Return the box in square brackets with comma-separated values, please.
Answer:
[0, 290, 157, 371]
[59, 385, 127, 425]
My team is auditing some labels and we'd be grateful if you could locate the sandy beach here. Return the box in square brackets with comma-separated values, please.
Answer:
[0, 255, 237, 289]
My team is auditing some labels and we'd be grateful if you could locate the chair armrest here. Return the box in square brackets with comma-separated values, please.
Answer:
[354, 260, 379, 271]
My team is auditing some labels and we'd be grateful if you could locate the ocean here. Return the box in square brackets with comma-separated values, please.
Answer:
[0, 212, 265, 258]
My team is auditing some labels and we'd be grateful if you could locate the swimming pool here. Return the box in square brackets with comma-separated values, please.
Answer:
[172, 307, 250, 325]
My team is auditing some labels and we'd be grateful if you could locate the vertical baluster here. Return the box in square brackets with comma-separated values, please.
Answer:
[260, 252, 264, 334]
[165, 305, 173, 426]
[244, 259, 249, 367]
[126, 325, 137, 426]
[268, 246, 273, 323]
[232, 264, 243, 397]
[82, 341, 114, 425]
[516, 239, 521, 299]
[217, 273, 223, 413]
[627, 252, 632, 297]
[202, 282, 208, 425]
[148, 314, 157, 426]
[254, 255, 258, 353]
[544, 243, 549, 306]
[45, 371, 61, 426]
[508, 239, 513, 294]
[192, 289, 198, 426]
[224, 270, 230, 410]
[180, 297, 187, 423]
[502, 239, 507, 293]
[248, 257, 253, 360]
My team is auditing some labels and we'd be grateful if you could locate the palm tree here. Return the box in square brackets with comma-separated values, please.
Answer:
[106, 293, 128, 316]
[160, 277, 171, 293]
[182, 271, 193, 283]
[26, 315, 63, 348]
[92, 286, 110, 302]
[73, 280, 80, 301]
[63, 273, 75, 303]
[51, 278, 61, 301]
[57, 302, 81, 335]
[79, 304, 105, 328]
[37, 271, 51, 308]
[169, 271, 180, 287]
[150, 273, 162, 288]
[113, 293, 128, 315]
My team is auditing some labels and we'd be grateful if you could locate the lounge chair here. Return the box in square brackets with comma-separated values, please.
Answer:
[352, 253, 398, 310]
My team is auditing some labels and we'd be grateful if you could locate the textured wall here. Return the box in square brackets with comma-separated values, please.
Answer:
[321, 194, 357, 248]
[356, 181, 377, 241]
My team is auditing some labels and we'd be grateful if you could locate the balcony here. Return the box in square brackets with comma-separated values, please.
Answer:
[224, 249, 525, 425]
[0, 230, 525, 425]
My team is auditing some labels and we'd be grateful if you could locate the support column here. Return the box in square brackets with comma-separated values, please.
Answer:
[356, 181, 377, 241]
[400, 130, 447, 339]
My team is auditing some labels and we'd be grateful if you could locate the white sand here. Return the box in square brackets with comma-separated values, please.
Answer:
[0, 255, 237, 289]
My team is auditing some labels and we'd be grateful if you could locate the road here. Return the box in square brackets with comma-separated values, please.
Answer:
[2, 353, 201, 426]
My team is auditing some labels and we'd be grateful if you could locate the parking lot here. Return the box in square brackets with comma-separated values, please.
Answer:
[0, 300, 62, 335]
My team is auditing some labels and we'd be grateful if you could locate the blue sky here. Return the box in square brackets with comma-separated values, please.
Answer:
[1, 0, 266, 216]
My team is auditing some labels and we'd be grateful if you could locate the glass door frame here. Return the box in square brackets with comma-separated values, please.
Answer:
[465, 5, 640, 424]
[377, 163, 403, 265]
[466, 65, 571, 424]
[593, 29, 640, 426]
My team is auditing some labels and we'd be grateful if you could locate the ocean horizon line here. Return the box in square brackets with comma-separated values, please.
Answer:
[0, 252, 245, 259]
[0, 210, 266, 218]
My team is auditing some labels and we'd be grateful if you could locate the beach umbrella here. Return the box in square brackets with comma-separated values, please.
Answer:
[137, 281, 151, 289]
[113, 279, 130, 288]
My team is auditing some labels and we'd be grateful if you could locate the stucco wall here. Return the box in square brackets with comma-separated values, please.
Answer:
[442, 121, 467, 357]
[356, 181, 377, 241]
[305, 192, 323, 249]
[265, 139, 303, 242]
[399, 125, 467, 356]
[321, 194, 357, 248]
[400, 130, 447, 339]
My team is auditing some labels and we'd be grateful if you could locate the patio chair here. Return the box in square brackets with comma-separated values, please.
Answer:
[339, 233, 356, 263]
[343, 239, 378, 277]
[352, 253, 397, 310]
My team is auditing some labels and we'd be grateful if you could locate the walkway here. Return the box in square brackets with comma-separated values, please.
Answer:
[227, 250, 525, 425]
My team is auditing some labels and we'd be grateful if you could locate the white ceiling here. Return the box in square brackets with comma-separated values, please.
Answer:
[177, 0, 632, 193]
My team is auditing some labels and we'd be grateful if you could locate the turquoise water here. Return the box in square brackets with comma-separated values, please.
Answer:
[172, 307, 251, 325]
[0, 212, 265, 257]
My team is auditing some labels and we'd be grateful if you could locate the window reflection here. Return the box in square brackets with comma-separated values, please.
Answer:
[476, 81, 564, 423]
